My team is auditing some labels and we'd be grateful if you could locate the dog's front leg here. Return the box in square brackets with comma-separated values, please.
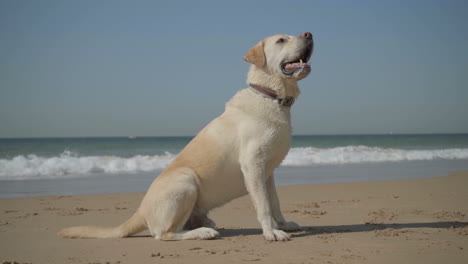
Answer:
[266, 175, 300, 231]
[241, 162, 290, 241]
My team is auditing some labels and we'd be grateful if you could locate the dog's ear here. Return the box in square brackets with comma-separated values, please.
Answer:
[243, 41, 265, 68]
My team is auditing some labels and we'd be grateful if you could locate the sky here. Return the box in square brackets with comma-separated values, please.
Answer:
[0, 0, 467, 138]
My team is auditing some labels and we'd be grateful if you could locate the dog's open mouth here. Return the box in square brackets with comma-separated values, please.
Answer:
[281, 46, 312, 76]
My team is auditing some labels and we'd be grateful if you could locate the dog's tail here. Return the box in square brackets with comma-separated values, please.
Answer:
[58, 212, 146, 239]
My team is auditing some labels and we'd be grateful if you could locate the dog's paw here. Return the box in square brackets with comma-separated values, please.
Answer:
[263, 229, 290, 241]
[279, 221, 301, 231]
[197, 227, 220, 240]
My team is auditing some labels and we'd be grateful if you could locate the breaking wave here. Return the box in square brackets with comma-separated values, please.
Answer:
[1, 147, 468, 180]
[0, 151, 175, 180]
[282, 146, 468, 166]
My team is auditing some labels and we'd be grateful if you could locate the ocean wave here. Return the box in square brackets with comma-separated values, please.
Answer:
[282, 146, 468, 166]
[1, 147, 468, 180]
[0, 151, 175, 180]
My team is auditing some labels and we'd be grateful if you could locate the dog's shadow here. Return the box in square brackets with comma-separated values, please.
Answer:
[128, 221, 467, 239]
[217, 221, 468, 238]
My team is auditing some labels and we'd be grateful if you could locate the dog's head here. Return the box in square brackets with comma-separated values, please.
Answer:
[244, 32, 313, 80]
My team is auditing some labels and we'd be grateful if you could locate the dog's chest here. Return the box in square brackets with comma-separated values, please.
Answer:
[259, 120, 292, 172]
[227, 89, 293, 170]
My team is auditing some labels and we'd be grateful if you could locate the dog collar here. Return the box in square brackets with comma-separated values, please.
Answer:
[249, 83, 295, 107]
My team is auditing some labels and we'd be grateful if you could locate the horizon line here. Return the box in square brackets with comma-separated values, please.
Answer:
[1, 132, 468, 140]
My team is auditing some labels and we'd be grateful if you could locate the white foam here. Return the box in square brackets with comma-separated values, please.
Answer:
[0, 151, 175, 180]
[282, 146, 468, 166]
[1, 147, 468, 180]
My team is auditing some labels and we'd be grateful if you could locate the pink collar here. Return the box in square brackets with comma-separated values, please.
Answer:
[249, 83, 295, 107]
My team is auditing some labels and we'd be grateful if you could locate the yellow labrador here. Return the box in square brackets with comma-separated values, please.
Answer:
[59, 32, 313, 241]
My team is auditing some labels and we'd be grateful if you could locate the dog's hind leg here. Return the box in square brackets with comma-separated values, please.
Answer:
[162, 227, 220, 240]
[145, 168, 219, 240]
[184, 208, 217, 230]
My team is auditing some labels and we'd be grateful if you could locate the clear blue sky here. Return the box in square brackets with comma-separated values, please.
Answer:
[1, 0, 467, 138]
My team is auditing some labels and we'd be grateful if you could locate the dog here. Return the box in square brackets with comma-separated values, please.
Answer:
[59, 32, 313, 241]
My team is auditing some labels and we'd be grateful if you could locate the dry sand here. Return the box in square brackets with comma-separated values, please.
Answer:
[1, 172, 467, 264]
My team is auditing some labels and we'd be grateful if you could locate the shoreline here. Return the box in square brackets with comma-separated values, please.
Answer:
[2, 159, 468, 199]
[0, 172, 467, 263]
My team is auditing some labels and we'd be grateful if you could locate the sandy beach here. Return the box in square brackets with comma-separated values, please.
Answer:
[1, 172, 467, 264]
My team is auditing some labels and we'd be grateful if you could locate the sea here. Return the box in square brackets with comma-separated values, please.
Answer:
[1, 134, 468, 199]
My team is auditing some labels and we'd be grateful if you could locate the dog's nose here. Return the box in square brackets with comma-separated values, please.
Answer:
[299, 32, 312, 40]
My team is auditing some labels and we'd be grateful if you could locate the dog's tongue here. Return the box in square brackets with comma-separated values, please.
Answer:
[284, 60, 310, 73]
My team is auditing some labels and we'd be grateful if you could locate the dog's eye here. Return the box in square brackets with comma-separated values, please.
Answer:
[276, 38, 286, 44]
